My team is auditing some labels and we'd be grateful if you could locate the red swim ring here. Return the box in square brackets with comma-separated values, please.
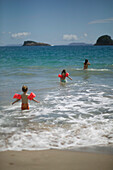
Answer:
[13, 93, 21, 100]
[28, 92, 36, 100]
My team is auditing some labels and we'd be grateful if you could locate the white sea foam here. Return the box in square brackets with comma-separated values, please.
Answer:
[0, 82, 113, 151]
[73, 68, 110, 72]
[87, 68, 109, 72]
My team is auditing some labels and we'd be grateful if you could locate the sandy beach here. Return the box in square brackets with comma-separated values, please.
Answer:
[0, 149, 113, 170]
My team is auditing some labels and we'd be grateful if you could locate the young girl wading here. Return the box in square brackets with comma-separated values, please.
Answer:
[58, 69, 72, 83]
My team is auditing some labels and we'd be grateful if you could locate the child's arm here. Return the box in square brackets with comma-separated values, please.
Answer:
[12, 99, 20, 105]
[32, 98, 40, 103]
[67, 76, 72, 80]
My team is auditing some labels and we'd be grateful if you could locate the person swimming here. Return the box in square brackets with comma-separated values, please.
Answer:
[58, 69, 72, 83]
[84, 59, 90, 70]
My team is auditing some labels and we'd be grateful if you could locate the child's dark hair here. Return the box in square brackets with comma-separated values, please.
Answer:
[22, 85, 28, 92]
[84, 59, 88, 65]
[61, 69, 66, 74]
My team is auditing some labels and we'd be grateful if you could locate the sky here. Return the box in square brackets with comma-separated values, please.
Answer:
[0, 0, 113, 46]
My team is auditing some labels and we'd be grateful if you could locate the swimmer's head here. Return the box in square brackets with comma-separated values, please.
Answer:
[22, 85, 28, 93]
[61, 69, 66, 76]
[85, 59, 88, 64]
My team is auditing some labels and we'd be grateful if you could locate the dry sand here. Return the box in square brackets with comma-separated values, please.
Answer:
[0, 149, 113, 170]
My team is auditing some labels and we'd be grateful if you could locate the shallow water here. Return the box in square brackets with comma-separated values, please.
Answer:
[0, 46, 113, 151]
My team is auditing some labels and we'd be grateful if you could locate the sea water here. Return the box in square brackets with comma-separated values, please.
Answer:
[0, 45, 113, 151]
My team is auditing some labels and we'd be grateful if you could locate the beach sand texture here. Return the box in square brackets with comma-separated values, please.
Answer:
[0, 150, 113, 170]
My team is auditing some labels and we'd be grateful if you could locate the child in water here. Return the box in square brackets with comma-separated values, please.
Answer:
[12, 85, 40, 110]
[84, 59, 90, 70]
[58, 69, 72, 83]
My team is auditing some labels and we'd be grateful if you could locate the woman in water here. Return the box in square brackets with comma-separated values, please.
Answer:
[84, 59, 90, 70]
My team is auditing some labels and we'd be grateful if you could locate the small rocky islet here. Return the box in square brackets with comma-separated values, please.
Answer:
[23, 41, 51, 46]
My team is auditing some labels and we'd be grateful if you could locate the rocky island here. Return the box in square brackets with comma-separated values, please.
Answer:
[23, 41, 51, 46]
[95, 35, 113, 45]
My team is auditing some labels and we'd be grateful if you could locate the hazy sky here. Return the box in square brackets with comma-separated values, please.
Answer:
[0, 0, 113, 45]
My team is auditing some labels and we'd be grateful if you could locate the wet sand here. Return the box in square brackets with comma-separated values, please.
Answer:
[0, 149, 113, 170]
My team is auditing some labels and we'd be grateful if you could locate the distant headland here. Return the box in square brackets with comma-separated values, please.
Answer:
[94, 35, 113, 46]
[68, 35, 113, 46]
[23, 41, 51, 46]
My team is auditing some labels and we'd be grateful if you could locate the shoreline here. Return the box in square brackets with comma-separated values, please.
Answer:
[1, 144, 113, 154]
[71, 145, 113, 155]
[0, 149, 113, 170]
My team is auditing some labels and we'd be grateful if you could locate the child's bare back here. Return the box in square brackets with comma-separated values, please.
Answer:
[21, 93, 29, 104]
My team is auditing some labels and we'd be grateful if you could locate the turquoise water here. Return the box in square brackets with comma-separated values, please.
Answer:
[0, 45, 113, 151]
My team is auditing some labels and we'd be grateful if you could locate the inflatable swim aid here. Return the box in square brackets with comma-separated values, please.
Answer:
[58, 72, 69, 78]
[66, 72, 69, 77]
[27, 92, 36, 100]
[13, 93, 22, 100]
[58, 74, 63, 78]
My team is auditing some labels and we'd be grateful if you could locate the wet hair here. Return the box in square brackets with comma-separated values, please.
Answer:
[61, 69, 66, 74]
[22, 85, 28, 92]
[84, 59, 88, 65]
